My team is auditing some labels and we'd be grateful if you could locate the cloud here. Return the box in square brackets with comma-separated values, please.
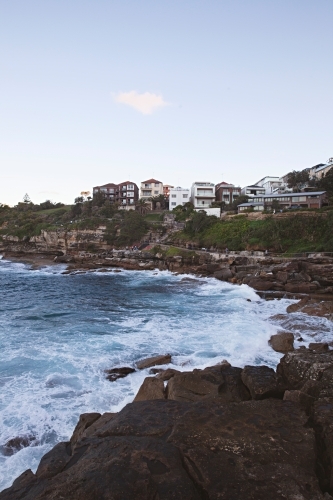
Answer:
[114, 91, 168, 115]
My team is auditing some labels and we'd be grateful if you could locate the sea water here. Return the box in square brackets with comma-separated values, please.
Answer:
[0, 257, 332, 491]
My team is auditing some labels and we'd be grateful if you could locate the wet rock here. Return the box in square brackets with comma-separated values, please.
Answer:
[312, 397, 333, 493]
[167, 365, 250, 403]
[1, 435, 36, 456]
[134, 377, 166, 402]
[247, 278, 273, 291]
[283, 390, 315, 413]
[0, 399, 324, 500]
[241, 365, 284, 400]
[269, 332, 294, 353]
[287, 297, 333, 319]
[104, 366, 135, 381]
[136, 354, 172, 370]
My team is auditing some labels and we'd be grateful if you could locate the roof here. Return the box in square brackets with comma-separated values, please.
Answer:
[216, 181, 234, 187]
[142, 178, 162, 184]
[314, 162, 333, 173]
[238, 202, 264, 207]
[251, 191, 326, 199]
[94, 183, 118, 188]
[243, 185, 265, 189]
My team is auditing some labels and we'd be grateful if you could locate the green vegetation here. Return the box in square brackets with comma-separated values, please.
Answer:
[171, 211, 333, 253]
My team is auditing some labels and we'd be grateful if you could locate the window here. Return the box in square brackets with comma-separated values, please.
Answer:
[154, 183, 159, 187]
[142, 190, 151, 196]
[109, 189, 114, 193]
[154, 190, 159, 194]
[171, 194, 176, 198]
[127, 184, 134, 190]
[182, 194, 188, 198]
[171, 202, 176, 206]
[292, 196, 306, 202]
[144, 183, 151, 188]
[127, 192, 133, 197]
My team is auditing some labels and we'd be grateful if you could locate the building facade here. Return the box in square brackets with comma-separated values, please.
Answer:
[190, 182, 215, 209]
[140, 179, 164, 200]
[309, 159, 333, 180]
[169, 187, 190, 208]
[215, 182, 241, 205]
[241, 185, 266, 197]
[92, 181, 139, 206]
[238, 191, 327, 212]
[254, 176, 283, 194]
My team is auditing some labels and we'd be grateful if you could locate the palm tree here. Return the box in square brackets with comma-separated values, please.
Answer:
[149, 194, 166, 210]
[135, 198, 150, 215]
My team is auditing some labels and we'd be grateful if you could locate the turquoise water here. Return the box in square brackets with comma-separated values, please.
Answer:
[0, 257, 331, 491]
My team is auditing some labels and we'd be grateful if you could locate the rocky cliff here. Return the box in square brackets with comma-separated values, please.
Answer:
[2, 348, 333, 499]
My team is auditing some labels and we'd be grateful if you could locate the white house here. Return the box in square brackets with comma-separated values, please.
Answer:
[254, 176, 283, 194]
[241, 185, 266, 197]
[190, 182, 215, 209]
[169, 187, 190, 208]
[309, 159, 333, 180]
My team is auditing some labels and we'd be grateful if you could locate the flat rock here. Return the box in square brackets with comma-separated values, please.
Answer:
[269, 332, 294, 353]
[156, 368, 180, 381]
[241, 365, 284, 400]
[134, 377, 166, 402]
[136, 354, 172, 370]
[0, 399, 325, 500]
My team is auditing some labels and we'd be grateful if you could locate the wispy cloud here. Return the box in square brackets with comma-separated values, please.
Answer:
[114, 91, 168, 115]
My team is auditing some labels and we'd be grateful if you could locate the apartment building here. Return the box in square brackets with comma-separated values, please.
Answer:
[215, 182, 241, 205]
[241, 185, 266, 197]
[140, 179, 164, 201]
[309, 159, 333, 180]
[190, 182, 215, 209]
[238, 191, 327, 212]
[254, 176, 283, 194]
[169, 187, 190, 208]
[92, 181, 139, 206]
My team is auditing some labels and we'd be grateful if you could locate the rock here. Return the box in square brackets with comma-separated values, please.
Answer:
[0, 435, 36, 456]
[70, 413, 101, 450]
[156, 368, 180, 381]
[283, 390, 315, 413]
[269, 332, 294, 353]
[312, 397, 333, 493]
[104, 366, 135, 381]
[277, 349, 333, 393]
[287, 297, 333, 319]
[134, 377, 166, 402]
[276, 270, 288, 283]
[247, 278, 273, 291]
[136, 354, 172, 370]
[0, 399, 324, 500]
[309, 343, 329, 353]
[213, 268, 233, 281]
[35, 442, 71, 479]
[167, 365, 250, 403]
[241, 365, 284, 400]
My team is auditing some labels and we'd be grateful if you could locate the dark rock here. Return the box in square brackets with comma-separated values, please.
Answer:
[277, 349, 333, 392]
[269, 332, 294, 353]
[104, 366, 135, 381]
[70, 413, 101, 451]
[1, 399, 324, 500]
[247, 278, 273, 291]
[167, 365, 250, 403]
[283, 390, 315, 413]
[241, 365, 284, 400]
[35, 441, 71, 479]
[136, 354, 172, 370]
[312, 397, 333, 493]
[287, 297, 333, 319]
[1, 435, 36, 456]
[134, 377, 166, 402]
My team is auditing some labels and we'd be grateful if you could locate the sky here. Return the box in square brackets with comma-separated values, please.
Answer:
[0, 0, 332, 206]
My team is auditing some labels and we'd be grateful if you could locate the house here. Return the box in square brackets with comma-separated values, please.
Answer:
[169, 187, 190, 208]
[241, 185, 266, 197]
[309, 159, 333, 180]
[215, 181, 241, 205]
[92, 181, 139, 207]
[140, 179, 164, 202]
[254, 176, 283, 194]
[237, 191, 327, 212]
[190, 182, 215, 209]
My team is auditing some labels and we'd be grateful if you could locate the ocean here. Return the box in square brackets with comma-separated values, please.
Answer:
[0, 257, 332, 491]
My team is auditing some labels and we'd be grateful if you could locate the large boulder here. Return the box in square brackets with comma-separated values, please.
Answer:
[287, 298, 333, 319]
[166, 365, 250, 403]
[241, 365, 284, 400]
[269, 332, 294, 353]
[0, 399, 325, 500]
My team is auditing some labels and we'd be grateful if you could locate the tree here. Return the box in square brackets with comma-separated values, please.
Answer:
[227, 195, 249, 212]
[317, 168, 333, 204]
[185, 210, 217, 236]
[287, 169, 310, 191]
[135, 198, 150, 215]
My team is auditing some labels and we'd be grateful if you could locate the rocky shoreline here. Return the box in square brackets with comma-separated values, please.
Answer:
[2, 347, 333, 499]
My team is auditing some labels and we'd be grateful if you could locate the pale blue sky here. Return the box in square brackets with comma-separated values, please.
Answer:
[0, 0, 332, 205]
